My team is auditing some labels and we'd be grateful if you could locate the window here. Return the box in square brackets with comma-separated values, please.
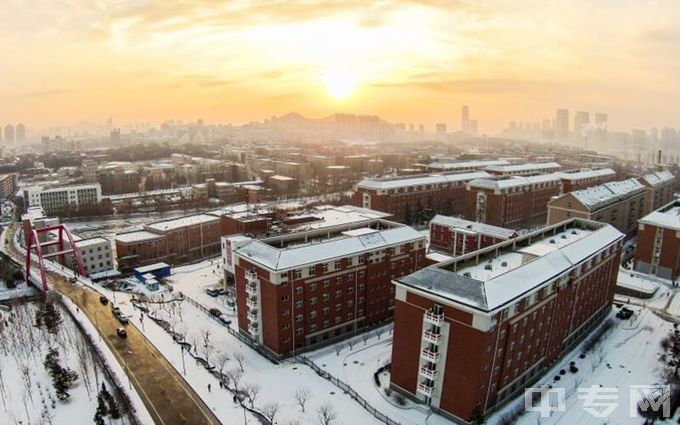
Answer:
[347, 287, 354, 294]
[309, 267, 316, 276]
[323, 307, 329, 315]
[295, 300, 303, 308]
[335, 316, 342, 324]
[309, 297, 317, 306]
[334, 260, 341, 269]
[359, 256, 365, 264]
[296, 328, 303, 335]
[322, 263, 329, 273]
[310, 310, 317, 319]
[281, 295, 289, 302]
[295, 314, 304, 322]
[335, 290, 342, 298]
[335, 276, 341, 284]
[323, 320, 329, 328]
[310, 324, 317, 332]
[295, 286, 303, 295]
[294, 269, 302, 279]
[282, 309, 290, 316]
[309, 283, 317, 291]
[323, 280, 330, 288]
[335, 303, 342, 311]
[323, 294, 330, 301]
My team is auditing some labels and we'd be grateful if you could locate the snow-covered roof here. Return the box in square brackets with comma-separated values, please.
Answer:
[467, 173, 560, 190]
[430, 215, 516, 239]
[396, 220, 623, 312]
[357, 171, 491, 191]
[484, 162, 561, 173]
[641, 170, 675, 187]
[115, 230, 165, 243]
[237, 224, 424, 271]
[555, 168, 615, 181]
[76, 237, 110, 248]
[639, 201, 680, 231]
[427, 160, 510, 170]
[145, 214, 219, 232]
[571, 178, 645, 210]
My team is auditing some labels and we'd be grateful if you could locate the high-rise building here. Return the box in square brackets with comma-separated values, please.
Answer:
[418, 124, 424, 133]
[469, 119, 478, 135]
[574, 111, 590, 136]
[555, 109, 569, 140]
[15, 123, 26, 142]
[3, 124, 14, 143]
[436, 123, 447, 134]
[594, 113, 608, 142]
[461, 105, 470, 133]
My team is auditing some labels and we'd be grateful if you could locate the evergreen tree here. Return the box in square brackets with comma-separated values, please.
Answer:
[43, 347, 78, 401]
[97, 393, 109, 417]
[93, 407, 106, 425]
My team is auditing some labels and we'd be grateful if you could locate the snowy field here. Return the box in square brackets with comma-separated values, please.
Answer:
[123, 294, 387, 425]
[165, 260, 235, 318]
[0, 300, 138, 425]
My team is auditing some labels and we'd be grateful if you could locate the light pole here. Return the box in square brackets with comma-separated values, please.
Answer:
[181, 345, 186, 375]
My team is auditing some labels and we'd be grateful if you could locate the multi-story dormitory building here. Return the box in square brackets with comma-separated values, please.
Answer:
[555, 168, 616, 192]
[231, 219, 427, 357]
[639, 170, 675, 214]
[465, 174, 563, 229]
[635, 199, 680, 280]
[390, 218, 624, 422]
[429, 215, 517, 256]
[354, 171, 491, 222]
[547, 178, 647, 235]
[484, 162, 561, 177]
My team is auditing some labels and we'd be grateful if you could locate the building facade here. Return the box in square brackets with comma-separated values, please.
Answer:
[429, 215, 517, 256]
[23, 184, 102, 215]
[484, 162, 561, 177]
[639, 170, 675, 214]
[391, 219, 623, 422]
[232, 220, 427, 357]
[354, 171, 491, 223]
[555, 168, 616, 192]
[0, 174, 17, 200]
[465, 174, 562, 229]
[635, 199, 680, 280]
[546, 178, 646, 235]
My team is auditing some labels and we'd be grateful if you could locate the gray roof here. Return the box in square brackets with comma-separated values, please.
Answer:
[396, 223, 623, 312]
[426, 160, 509, 170]
[484, 162, 561, 173]
[357, 171, 491, 191]
[467, 174, 560, 190]
[555, 168, 615, 180]
[430, 215, 516, 239]
[571, 178, 644, 210]
[641, 170, 675, 187]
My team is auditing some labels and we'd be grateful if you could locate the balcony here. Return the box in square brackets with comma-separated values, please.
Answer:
[247, 311, 259, 323]
[419, 366, 437, 380]
[248, 324, 259, 335]
[417, 382, 435, 397]
[421, 348, 440, 363]
[246, 297, 258, 310]
[245, 282, 258, 296]
[423, 330, 442, 345]
[245, 269, 258, 283]
[424, 310, 444, 326]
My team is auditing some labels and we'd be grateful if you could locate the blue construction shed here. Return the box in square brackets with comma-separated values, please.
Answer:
[133, 262, 171, 282]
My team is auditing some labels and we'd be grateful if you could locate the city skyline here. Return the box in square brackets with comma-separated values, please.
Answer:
[1, 1, 680, 132]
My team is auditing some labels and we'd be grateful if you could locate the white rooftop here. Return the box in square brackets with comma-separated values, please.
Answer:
[115, 230, 165, 243]
[357, 171, 491, 191]
[430, 215, 516, 240]
[467, 173, 560, 190]
[237, 224, 424, 271]
[145, 214, 219, 232]
[484, 162, 561, 173]
[639, 202, 680, 231]
[641, 170, 675, 187]
[555, 168, 616, 180]
[571, 178, 645, 210]
[398, 221, 623, 312]
[427, 160, 510, 170]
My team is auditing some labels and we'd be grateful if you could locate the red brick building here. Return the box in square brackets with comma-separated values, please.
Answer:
[635, 199, 680, 280]
[231, 220, 427, 357]
[426, 160, 509, 173]
[429, 215, 517, 256]
[115, 214, 220, 271]
[640, 170, 675, 214]
[465, 174, 562, 229]
[354, 171, 491, 223]
[555, 168, 616, 192]
[391, 219, 623, 422]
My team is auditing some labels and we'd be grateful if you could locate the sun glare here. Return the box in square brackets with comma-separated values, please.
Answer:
[323, 69, 357, 100]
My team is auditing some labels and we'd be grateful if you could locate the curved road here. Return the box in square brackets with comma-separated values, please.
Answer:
[3, 223, 221, 425]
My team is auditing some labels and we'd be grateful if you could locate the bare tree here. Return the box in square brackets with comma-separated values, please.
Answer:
[227, 368, 244, 392]
[243, 383, 261, 407]
[295, 387, 312, 413]
[262, 401, 281, 424]
[233, 352, 246, 372]
[317, 402, 338, 425]
[334, 344, 344, 356]
[19, 364, 34, 404]
[201, 329, 214, 366]
[362, 333, 369, 345]
[215, 352, 230, 380]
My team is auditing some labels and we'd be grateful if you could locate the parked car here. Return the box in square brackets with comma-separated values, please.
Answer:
[209, 308, 222, 317]
[116, 328, 127, 338]
[116, 314, 129, 325]
[205, 288, 219, 297]
[617, 307, 634, 320]
[99, 296, 109, 305]
[111, 306, 121, 315]
[68, 276, 77, 283]
[218, 315, 232, 325]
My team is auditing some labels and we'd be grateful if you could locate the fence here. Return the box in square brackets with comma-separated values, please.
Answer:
[183, 295, 281, 364]
[295, 355, 401, 425]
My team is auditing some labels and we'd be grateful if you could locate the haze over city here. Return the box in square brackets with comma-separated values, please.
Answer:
[1, 0, 680, 131]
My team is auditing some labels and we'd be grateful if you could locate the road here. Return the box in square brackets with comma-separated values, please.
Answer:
[3, 223, 222, 425]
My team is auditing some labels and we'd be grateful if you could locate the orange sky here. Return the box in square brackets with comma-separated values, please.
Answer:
[1, 0, 679, 133]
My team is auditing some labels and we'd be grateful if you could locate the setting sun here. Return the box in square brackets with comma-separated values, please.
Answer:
[323, 69, 358, 100]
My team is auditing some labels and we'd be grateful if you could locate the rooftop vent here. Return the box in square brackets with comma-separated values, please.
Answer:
[501, 261, 508, 267]
[571, 230, 578, 235]
[561, 235, 567, 239]
[550, 239, 556, 244]
[484, 264, 493, 271]
[463, 272, 472, 278]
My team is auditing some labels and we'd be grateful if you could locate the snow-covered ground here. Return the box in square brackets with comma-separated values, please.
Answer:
[165, 260, 235, 318]
[0, 300, 138, 425]
[123, 294, 387, 425]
